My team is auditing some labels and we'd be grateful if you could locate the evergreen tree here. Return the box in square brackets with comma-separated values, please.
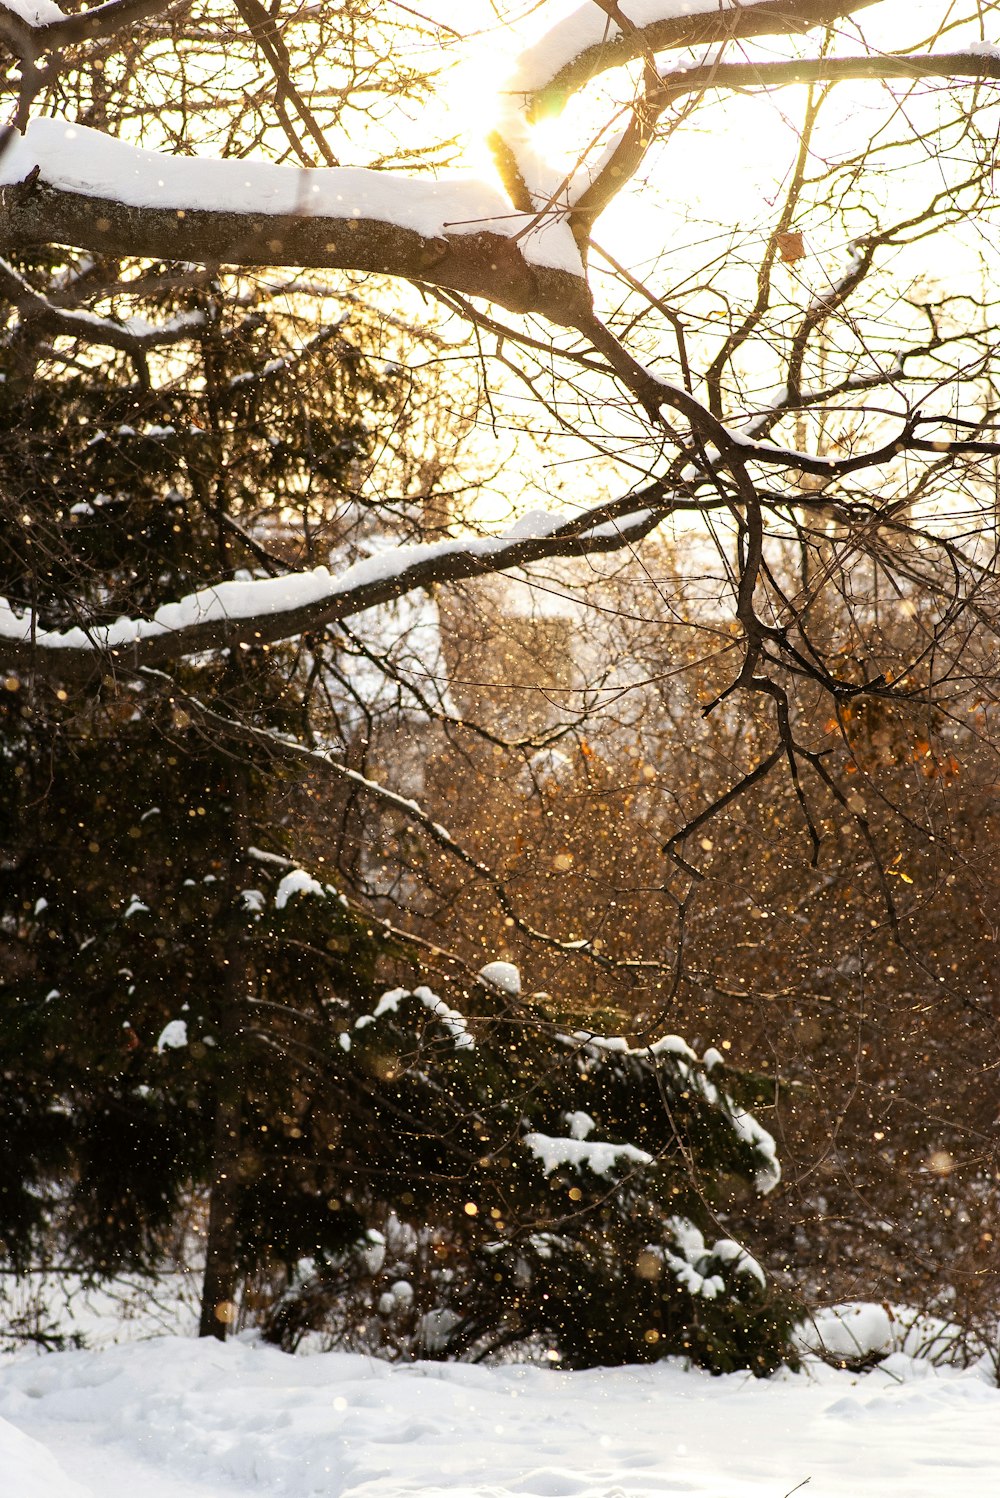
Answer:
[0, 255, 411, 1326]
[257, 961, 798, 1373]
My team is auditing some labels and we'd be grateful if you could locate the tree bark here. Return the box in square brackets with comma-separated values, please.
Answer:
[198, 754, 250, 1341]
[198, 1077, 243, 1340]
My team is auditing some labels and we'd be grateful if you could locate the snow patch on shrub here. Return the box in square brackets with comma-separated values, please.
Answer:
[274, 869, 326, 909]
[370, 986, 475, 1050]
[478, 961, 522, 995]
[155, 1020, 188, 1053]
[524, 1132, 653, 1177]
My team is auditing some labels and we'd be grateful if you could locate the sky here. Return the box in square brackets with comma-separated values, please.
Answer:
[411, 0, 999, 265]
[407, 0, 1000, 530]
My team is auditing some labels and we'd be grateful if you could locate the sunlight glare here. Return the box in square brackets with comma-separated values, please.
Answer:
[438, 31, 518, 179]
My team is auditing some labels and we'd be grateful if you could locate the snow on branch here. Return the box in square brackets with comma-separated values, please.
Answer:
[507, 0, 878, 107]
[493, 0, 1000, 249]
[4, 412, 996, 677]
[0, 10, 995, 333]
[0, 0, 66, 27]
[0, 118, 587, 320]
[0, 0, 185, 60]
[0, 501, 668, 676]
[0, 256, 206, 350]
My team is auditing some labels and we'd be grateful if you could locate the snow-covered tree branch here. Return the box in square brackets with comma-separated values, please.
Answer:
[2, 0, 999, 827]
[2, 0, 1000, 679]
[0, 496, 668, 675]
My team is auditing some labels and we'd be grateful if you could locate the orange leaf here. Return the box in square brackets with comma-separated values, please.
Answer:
[775, 231, 806, 263]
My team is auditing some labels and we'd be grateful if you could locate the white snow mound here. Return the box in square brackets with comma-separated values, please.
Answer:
[478, 960, 522, 995]
[1, 1334, 999, 1497]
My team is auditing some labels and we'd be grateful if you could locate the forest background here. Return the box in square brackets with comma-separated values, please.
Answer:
[0, 0, 998, 1367]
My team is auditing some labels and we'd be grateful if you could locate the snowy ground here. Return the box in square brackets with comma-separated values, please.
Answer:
[2, 1330, 999, 1498]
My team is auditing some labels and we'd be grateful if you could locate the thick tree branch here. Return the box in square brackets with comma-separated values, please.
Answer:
[0, 256, 206, 350]
[0, 182, 586, 323]
[654, 46, 1000, 101]
[0, 0, 185, 59]
[509, 0, 878, 114]
[0, 495, 669, 678]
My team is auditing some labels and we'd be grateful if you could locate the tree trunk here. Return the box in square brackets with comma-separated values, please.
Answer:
[198, 752, 250, 1340]
[198, 1085, 243, 1339]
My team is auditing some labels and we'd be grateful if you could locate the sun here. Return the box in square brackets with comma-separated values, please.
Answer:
[430, 12, 817, 287]
[435, 30, 519, 180]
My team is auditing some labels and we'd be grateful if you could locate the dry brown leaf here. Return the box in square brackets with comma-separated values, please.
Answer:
[775, 230, 806, 263]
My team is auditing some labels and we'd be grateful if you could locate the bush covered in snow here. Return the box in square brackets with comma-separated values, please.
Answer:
[0, 706, 797, 1374]
[257, 961, 798, 1373]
